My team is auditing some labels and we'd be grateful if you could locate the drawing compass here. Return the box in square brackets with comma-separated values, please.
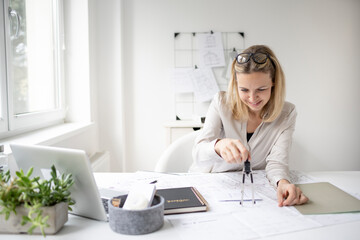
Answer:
[240, 159, 256, 205]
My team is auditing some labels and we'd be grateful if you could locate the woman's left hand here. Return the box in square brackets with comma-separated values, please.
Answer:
[277, 179, 309, 207]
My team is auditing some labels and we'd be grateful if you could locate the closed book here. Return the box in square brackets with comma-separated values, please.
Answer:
[156, 187, 208, 214]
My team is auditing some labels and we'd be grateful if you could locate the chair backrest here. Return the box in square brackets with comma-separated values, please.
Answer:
[155, 130, 200, 173]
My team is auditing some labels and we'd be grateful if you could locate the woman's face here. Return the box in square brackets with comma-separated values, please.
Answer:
[236, 72, 273, 115]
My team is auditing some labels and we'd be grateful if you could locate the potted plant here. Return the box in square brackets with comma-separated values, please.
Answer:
[0, 165, 74, 236]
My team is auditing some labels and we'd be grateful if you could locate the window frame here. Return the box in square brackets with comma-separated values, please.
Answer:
[0, 0, 9, 134]
[0, 0, 66, 138]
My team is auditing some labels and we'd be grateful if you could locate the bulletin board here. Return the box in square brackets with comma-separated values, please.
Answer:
[173, 31, 245, 120]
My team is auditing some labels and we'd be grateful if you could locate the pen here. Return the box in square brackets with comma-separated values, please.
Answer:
[219, 199, 263, 202]
[149, 180, 157, 184]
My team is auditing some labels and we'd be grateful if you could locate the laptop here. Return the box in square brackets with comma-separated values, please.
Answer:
[10, 143, 124, 222]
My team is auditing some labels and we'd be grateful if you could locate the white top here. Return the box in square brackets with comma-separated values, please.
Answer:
[163, 120, 203, 128]
[189, 91, 297, 187]
[1, 171, 360, 239]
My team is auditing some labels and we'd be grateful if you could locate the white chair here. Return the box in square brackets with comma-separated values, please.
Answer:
[155, 130, 200, 173]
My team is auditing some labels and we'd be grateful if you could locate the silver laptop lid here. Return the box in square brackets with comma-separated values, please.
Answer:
[10, 144, 107, 221]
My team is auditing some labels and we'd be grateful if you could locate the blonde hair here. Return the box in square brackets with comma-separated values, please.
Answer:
[226, 45, 285, 122]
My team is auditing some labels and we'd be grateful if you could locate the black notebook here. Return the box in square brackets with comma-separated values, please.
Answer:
[156, 187, 208, 214]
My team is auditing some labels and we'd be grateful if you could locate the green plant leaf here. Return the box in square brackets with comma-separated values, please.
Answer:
[15, 171, 22, 178]
[27, 225, 37, 235]
[21, 215, 31, 225]
[0, 164, 74, 236]
[26, 167, 34, 178]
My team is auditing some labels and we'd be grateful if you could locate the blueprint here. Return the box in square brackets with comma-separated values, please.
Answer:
[94, 170, 360, 240]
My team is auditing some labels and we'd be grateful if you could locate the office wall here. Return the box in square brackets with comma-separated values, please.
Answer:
[92, 0, 360, 172]
[88, 0, 126, 171]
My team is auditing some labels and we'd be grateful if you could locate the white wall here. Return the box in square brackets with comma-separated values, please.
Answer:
[92, 0, 360, 172]
[88, 0, 126, 171]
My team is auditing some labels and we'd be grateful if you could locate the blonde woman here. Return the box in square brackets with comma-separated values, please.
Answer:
[190, 45, 308, 206]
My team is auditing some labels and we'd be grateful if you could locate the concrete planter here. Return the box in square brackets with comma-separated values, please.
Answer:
[109, 194, 164, 235]
[0, 202, 68, 235]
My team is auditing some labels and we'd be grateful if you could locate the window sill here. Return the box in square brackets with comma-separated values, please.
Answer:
[0, 122, 94, 154]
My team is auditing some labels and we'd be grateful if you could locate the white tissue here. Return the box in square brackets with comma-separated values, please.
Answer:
[123, 183, 156, 210]
[123, 192, 149, 210]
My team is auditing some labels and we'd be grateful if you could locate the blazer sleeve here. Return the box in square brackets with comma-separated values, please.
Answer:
[190, 93, 224, 172]
[265, 105, 297, 187]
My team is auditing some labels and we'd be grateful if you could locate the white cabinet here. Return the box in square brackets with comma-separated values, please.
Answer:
[163, 121, 203, 146]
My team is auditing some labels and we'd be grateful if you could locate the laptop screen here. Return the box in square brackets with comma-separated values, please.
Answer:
[10, 143, 108, 221]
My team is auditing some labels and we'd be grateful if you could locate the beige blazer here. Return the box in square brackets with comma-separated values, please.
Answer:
[189, 91, 296, 187]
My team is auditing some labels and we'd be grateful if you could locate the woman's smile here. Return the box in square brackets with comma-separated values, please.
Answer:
[236, 72, 272, 115]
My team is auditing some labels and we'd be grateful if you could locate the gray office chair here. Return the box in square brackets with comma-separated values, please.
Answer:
[155, 130, 200, 173]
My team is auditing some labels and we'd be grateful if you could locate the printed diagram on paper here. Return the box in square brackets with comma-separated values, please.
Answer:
[94, 170, 360, 240]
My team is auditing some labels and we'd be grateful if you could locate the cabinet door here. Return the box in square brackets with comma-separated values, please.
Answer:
[171, 128, 195, 143]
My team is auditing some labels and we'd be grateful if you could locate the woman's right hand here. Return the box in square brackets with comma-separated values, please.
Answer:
[214, 138, 250, 164]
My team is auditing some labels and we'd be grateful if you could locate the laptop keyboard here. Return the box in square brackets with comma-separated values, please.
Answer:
[99, 188, 125, 214]
[101, 198, 109, 214]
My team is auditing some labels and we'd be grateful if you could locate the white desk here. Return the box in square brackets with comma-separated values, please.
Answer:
[2, 171, 360, 240]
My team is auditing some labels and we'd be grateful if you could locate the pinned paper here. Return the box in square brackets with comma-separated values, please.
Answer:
[171, 68, 193, 93]
[190, 68, 219, 102]
[197, 32, 225, 68]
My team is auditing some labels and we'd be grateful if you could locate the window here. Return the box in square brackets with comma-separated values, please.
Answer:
[0, 0, 65, 138]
